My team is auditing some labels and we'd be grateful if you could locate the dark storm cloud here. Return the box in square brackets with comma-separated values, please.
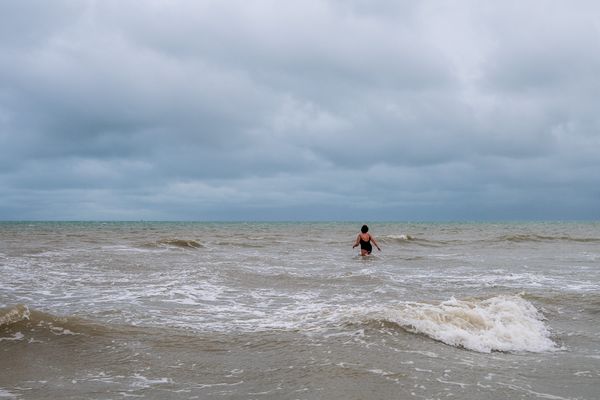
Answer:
[1, 0, 599, 220]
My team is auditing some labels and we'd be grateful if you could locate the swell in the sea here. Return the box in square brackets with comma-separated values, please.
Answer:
[496, 234, 600, 243]
[1, 293, 559, 355]
[140, 238, 204, 249]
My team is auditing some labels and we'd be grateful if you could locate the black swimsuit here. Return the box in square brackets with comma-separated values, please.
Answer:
[359, 236, 372, 253]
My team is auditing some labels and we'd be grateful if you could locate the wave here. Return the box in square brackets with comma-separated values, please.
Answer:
[0, 305, 115, 340]
[380, 234, 414, 242]
[378, 234, 445, 247]
[0, 304, 30, 328]
[1, 295, 559, 354]
[497, 234, 600, 243]
[214, 241, 267, 248]
[141, 239, 204, 249]
[380, 233, 600, 246]
[522, 292, 600, 314]
[360, 295, 558, 353]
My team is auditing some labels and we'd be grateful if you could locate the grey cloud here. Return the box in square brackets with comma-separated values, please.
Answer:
[1, 1, 599, 220]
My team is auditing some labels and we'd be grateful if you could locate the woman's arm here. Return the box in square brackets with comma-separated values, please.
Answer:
[352, 234, 360, 248]
[371, 236, 381, 251]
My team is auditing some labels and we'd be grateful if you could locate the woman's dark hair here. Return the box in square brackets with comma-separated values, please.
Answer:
[361, 225, 369, 233]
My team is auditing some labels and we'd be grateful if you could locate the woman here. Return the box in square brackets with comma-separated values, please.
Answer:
[352, 224, 381, 256]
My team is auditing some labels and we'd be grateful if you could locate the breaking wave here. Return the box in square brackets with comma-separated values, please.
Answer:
[355, 295, 559, 353]
[0, 304, 30, 328]
[380, 234, 414, 242]
[378, 234, 445, 247]
[0, 305, 112, 339]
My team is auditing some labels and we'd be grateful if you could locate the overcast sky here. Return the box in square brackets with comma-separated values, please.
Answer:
[1, 0, 599, 221]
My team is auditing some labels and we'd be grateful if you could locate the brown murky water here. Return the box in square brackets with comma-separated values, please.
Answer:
[1, 222, 599, 399]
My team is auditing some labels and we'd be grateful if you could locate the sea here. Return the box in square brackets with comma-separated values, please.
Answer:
[1, 221, 599, 399]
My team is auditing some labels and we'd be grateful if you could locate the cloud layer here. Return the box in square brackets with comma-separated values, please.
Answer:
[1, 0, 599, 220]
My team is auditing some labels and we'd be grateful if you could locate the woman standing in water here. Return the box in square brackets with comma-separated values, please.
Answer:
[352, 224, 381, 256]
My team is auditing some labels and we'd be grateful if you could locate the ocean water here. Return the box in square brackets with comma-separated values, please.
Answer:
[1, 221, 599, 399]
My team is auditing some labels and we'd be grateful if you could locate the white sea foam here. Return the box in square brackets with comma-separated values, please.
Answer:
[50, 326, 78, 336]
[386, 234, 412, 240]
[101, 245, 162, 254]
[0, 305, 30, 327]
[131, 374, 173, 388]
[378, 295, 558, 353]
[0, 332, 25, 342]
[0, 388, 17, 399]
